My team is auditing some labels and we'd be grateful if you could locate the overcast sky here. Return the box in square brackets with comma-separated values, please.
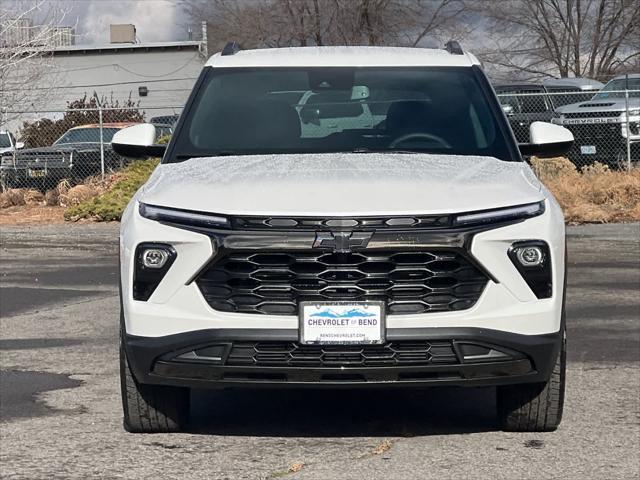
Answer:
[5, 0, 192, 44]
[70, 0, 191, 44]
[75, 0, 188, 44]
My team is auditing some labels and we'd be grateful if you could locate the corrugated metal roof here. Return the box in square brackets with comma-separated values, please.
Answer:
[51, 41, 201, 54]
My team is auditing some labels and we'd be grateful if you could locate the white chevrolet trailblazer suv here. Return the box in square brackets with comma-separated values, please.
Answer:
[113, 42, 574, 433]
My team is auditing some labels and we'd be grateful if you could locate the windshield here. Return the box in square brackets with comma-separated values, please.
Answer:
[170, 67, 513, 161]
[54, 127, 121, 145]
[495, 87, 552, 113]
[592, 78, 640, 99]
[0, 133, 11, 148]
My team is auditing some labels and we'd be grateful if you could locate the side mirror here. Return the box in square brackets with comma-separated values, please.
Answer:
[300, 107, 321, 125]
[519, 121, 574, 158]
[351, 85, 370, 100]
[111, 123, 166, 159]
[15, 142, 24, 149]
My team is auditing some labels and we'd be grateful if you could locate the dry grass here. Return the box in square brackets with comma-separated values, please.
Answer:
[531, 157, 640, 224]
[0, 176, 108, 212]
[0, 188, 27, 208]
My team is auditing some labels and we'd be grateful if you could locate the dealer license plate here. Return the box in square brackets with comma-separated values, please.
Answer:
[580, 145, 596, 155]
[299, 302, 384, 345]
[28, 169, 45, 178]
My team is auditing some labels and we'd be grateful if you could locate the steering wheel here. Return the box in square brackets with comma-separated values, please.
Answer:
[389, 132, 451, 149]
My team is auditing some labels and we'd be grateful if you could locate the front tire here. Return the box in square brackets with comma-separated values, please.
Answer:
[120, 339, 190, 433]
[497, 331, 566, 432]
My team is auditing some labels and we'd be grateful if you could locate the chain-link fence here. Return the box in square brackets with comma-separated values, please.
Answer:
[496, 88, 640, 171]
[0, 106, 180, 191]
[2, 88, 638, 192]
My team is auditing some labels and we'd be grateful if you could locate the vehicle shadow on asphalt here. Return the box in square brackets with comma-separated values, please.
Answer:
[189, 387, 498, 436]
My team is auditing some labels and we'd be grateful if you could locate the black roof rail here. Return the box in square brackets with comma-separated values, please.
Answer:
[444, 40, 463, 55]
[221, 41, 241, 56]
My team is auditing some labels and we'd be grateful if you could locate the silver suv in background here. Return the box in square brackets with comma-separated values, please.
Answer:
[552, 74, 640, 168]
[542, 78, 603, 107]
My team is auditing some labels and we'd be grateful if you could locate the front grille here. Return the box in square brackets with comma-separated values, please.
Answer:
[15, 151, 68, 167]
[564, 123, 621, 140]
[226, 340, 459, 367]
[564, 111, 621, 118]
[196, 249, 488, 315]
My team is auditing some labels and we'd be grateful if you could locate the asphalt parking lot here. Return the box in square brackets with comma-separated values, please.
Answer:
[1, 223, 638, 479]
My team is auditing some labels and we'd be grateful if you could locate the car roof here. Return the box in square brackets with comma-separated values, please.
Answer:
[611, 73, 640, 81]
[205, 46, 480, 68]
[67, 122, 140, 130]
[494, 82, 545, 90]
[542, 77, 603, 90]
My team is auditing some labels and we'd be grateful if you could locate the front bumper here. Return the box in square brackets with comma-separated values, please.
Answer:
[553, 120, 640, 165]
[124, 327, 561, 388]
[120, 194, 566, 389]
[0, 165, 74, 184]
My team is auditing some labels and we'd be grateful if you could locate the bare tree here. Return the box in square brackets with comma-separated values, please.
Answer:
[478, 0, 639, 81]
[0, 1, 71, 124]
[182, 0, 470, 51]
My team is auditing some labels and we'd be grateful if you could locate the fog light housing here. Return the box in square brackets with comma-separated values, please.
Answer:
[508, 241, 552, 299]
[515, 246, 544, 267]
[141, 248, 169, 269]
[133, 243, 176, 301]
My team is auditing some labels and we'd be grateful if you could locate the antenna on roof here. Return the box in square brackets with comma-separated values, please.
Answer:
[221, 41, 241, 56]
[444, 40, 463, 55]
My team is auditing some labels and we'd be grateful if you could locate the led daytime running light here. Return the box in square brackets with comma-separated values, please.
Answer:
[454, 202, 544, 226]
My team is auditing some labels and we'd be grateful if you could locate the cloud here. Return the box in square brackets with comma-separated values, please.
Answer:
[69, 0, 187, 44]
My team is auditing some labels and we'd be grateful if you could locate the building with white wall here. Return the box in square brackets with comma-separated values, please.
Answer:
[2, 28, 208, 131]
[44, 40, 206, 109]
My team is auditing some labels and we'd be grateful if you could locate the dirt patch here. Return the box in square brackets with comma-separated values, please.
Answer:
[0, 205, 65, 225]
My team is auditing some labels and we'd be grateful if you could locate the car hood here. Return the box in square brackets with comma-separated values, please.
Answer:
[15, 143, 103, 154]
[557, 97, 640, 114]
[140, 153, 543, 216]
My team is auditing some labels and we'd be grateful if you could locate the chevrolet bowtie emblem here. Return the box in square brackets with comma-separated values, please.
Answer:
[313, 231, 372, 253]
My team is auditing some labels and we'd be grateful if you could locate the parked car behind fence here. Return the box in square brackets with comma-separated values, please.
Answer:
[1, 107, 181, 191]
[494, 83, 555, 144]
[1, 123, 139, 190]
[552, 74, 640, 169]
[495, 76, 638, 169]
[542, 77, 604, 107]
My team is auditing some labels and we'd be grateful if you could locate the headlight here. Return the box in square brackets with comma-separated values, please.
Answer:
[628, 108, 640, 117]
[139, 202, 230, 228]
[453, 201, 545, 227]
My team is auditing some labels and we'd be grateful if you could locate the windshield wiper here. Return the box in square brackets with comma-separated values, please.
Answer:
[176, 151, 241, 160]
[213, 150, 243, 156]
[349, 148, 421, 154]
